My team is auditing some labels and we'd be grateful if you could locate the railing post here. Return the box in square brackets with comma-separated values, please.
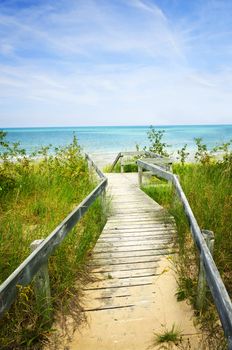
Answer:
[138, 165, 143, 187]
[101, 187, 107, 218]
[196, 230, 215, 311]
[30, 239, 52, 325]
[87, 157, 94, 181]
[120, 156, 124, 173]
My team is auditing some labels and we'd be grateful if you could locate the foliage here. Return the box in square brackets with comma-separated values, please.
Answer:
[135, 142, 140, 151]
[0, 132, 106, 348]
[213, 139, 232, 174]
[194, 137, 213, 164]
[213, 139, 232, 156]
[103, 158, 138, 173]
[142, 142, 231, 348]
[177, 144, 189, 165]
[142, 183, 172, 208]
[103, 163, 120, 173]
[154, 324, 182, 345]
[146, 126, 170, 157]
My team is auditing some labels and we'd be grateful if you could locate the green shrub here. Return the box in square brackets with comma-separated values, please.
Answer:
[0, 133, 106, 348]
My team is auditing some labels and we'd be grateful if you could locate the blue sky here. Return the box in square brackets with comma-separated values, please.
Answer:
[0, 0, 232, 127]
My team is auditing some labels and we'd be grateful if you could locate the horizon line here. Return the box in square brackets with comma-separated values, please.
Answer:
[1, 123, 232, 129]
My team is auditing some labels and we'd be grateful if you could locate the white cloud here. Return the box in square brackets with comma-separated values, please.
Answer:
[0, 0, 231, 126]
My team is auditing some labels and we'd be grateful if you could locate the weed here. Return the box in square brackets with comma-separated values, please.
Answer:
[154, 324, 182, 345]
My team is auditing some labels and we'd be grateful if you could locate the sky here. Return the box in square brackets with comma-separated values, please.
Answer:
[0, 0, 232, 127]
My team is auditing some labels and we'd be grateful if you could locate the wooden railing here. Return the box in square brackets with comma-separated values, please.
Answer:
[137, 158, 232, 349]
[110, 150, 172, 172]
[0, 154, 107, 319]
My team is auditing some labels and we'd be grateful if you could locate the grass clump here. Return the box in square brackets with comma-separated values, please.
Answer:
[154, 324, 183, 346]
[103, 159, 138, 173]
[0, 132, 106, 349]
[142, 183, 172, 208]
[103, 163, 121, 172]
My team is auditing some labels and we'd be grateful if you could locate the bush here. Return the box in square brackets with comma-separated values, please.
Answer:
[0, 132, 106, 348]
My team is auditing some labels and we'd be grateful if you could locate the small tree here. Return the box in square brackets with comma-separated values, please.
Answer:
[177, 144, 189, 165]
[194, 138, 211, 164]
[213, 139, 232, 161]
[147, 126, 169, 157]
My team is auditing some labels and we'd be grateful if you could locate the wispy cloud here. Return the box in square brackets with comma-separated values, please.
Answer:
[0, 0, 232, 126]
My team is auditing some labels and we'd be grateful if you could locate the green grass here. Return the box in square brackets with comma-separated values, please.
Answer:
[143, 162, 232, 298]
[103, 163, 121, 172]
[142, 160, 231, 348]
[0, 136, 106, 349]
[154, 324, 182, 345]
[103, 159, 138, 173]
[173, 162, 232, 295]
[142, 183, 172, 208]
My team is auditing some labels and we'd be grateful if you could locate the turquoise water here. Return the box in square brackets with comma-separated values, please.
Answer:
[2, 125, 232, 155]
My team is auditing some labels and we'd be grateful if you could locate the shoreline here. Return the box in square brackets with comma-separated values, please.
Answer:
[1, 124, 231, 157]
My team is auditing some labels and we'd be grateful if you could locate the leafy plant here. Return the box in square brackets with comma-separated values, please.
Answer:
[213, 139, 232, 174]
[177, 144, 189, 165]
[194, 137, 211, 164]
[147, 126, 170, 157]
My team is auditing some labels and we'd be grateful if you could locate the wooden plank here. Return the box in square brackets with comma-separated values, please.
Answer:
[82, 294, 157, 311]
[96, 236, 172, 243]
[90, 261, 159, 273]
[83, 276, 156, 290]
[121, 151, 145, 157]
[92, 268, 158, 279]
[93, 250, 174, 261]
[102, 227, 174, 233]
[96, 239, 173, 248]
[89, 256, 162, 266]
[94, 247, 173, 257]
[83, 283, 157, 300]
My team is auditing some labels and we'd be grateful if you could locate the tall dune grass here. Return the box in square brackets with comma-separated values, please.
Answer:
[142, 159, 231, 349]
[0, 133, 106, 349]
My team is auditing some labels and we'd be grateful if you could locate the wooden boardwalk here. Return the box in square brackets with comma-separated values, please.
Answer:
[69, 173, 199, 350]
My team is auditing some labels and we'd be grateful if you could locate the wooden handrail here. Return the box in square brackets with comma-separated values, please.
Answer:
[110, 150, 172, 172]
[110, 152, 122, 172]
[137, 159, 232, 349]
[0, 154, 107, 318]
